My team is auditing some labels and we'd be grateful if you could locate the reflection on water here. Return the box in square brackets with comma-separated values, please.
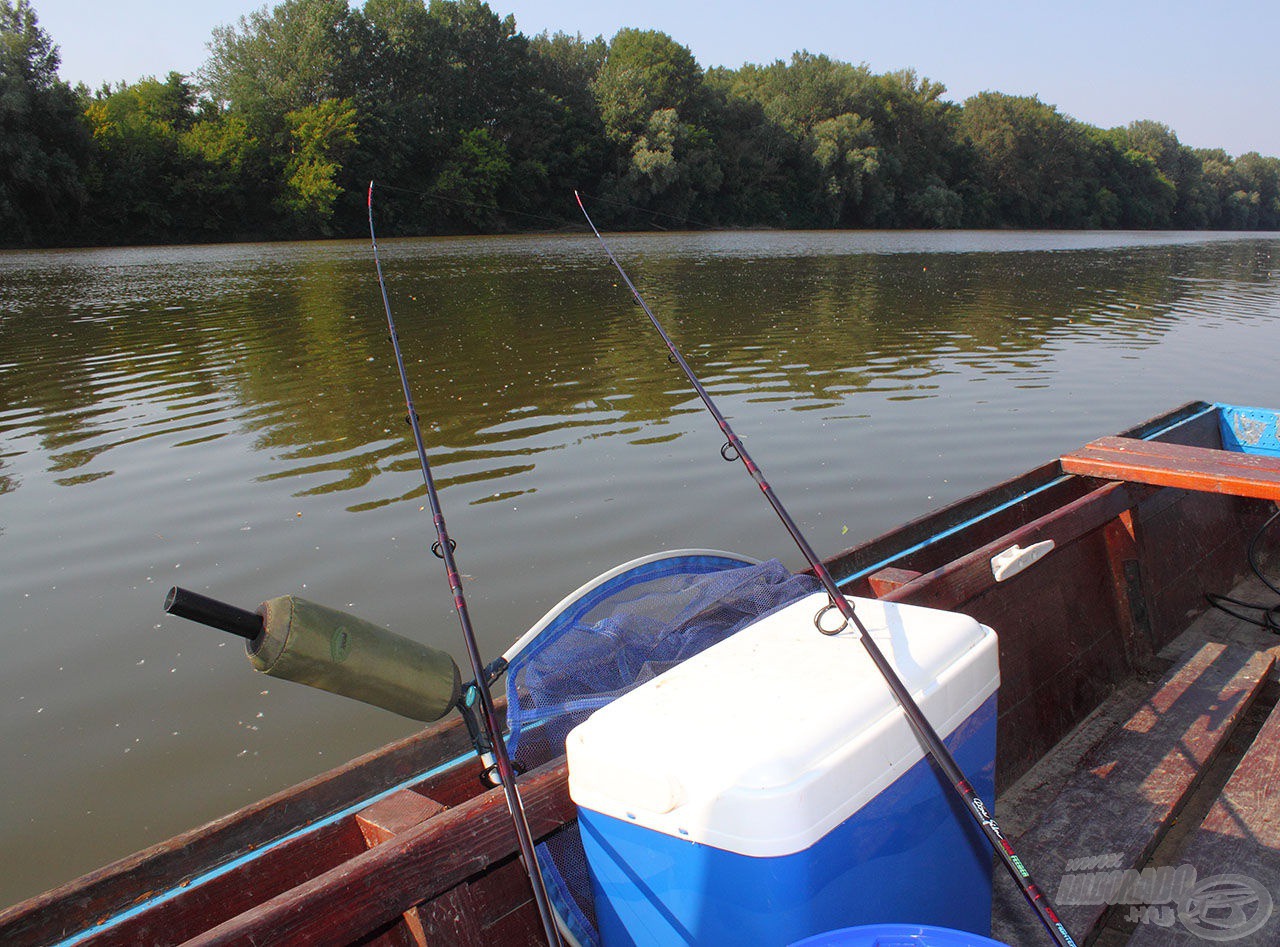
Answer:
[1, 230, 1278, 906]
[4, 233, 1276, 504]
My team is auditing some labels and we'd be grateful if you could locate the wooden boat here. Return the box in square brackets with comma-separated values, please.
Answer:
[5, 399, 1280, 946]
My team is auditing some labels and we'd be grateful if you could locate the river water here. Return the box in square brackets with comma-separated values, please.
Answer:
[1, 230, 1278, 906]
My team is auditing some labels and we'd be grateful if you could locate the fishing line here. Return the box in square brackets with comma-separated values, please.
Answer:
[368, 181, 565, 947]
[368, 180, 715, 233]
[575, 190, 1079, 947]
[372, 180, 580, 231]
[570, 189, 717, 230]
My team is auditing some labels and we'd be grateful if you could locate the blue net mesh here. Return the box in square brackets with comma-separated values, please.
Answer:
[504, 552, 820, 945]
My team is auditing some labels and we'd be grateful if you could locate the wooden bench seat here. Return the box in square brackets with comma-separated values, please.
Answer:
[1061, 436, 1280, 501]
[992, 642, 1273, 944]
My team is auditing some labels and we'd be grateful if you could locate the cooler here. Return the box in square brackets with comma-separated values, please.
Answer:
[565, 591, 1000, 945]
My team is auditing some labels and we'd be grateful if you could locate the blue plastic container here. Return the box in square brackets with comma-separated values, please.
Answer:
[791, 923, 1009, 946]
[567, 592, 1001, 946]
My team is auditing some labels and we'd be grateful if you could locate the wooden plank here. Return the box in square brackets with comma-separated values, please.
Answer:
[356, 790, 448, 848]
[867, 567, 922, 597]
[1102, 510, 1156, 669]
[1127, 698, 1280, 945]
[880, 479, 1159, 788]
[418, 857, 547, 945]
[185, 759, 574, 947]
[993, 643, 1273, 945]
[1114, 401, 1219, 447]
[826, 460, 1086, 594]
[1133, 489, 1270, 653]
[1062, 435, 1280, 500]
[979, 530, 1139, 788]
[830, 401, 1217, 593]
[356, 790, 450, 947]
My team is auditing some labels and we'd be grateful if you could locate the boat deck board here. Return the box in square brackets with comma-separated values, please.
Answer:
[991, 639, 1274, 944]
[1061, 436, 1280, 501]
[1126, 697, 1280, 945]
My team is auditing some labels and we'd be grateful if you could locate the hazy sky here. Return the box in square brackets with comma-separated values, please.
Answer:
[31, 0, 1280, 158]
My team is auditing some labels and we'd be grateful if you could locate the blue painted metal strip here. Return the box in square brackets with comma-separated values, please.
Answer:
[836, 403, 1220, 588]
[50, 749, 474, 947]
[836, 477, 1069, 587]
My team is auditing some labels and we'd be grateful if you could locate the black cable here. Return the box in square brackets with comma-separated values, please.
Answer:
[1206, 507, 1280, 633]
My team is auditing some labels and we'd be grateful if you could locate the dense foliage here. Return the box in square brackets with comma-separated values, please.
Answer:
[4, 0, 1279, 246]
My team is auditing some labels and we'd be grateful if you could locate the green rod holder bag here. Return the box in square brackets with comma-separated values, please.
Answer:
[248, 595, 461, 723]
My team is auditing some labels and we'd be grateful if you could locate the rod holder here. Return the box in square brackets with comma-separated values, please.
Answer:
[164, 586, 461, 723]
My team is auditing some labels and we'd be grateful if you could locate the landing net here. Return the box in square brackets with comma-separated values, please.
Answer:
[503, 550, 820, 944]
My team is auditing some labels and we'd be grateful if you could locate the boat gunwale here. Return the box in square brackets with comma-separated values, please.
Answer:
[2, 399, 1244, 944]
[0, 702, 496, 945]
[827, 400, 1216, 590]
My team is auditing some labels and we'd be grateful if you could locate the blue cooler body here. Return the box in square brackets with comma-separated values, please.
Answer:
[565, 592, 1000, 946]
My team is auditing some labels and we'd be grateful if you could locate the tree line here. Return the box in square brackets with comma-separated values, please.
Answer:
[3, 0, 1279, 248]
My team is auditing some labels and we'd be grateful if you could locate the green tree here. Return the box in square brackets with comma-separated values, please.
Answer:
[1108, 121, 1209, 226]
[717, 54, 964, 226]
[84, 73, 280, 242]
[181, 111, 274, 236]
[202, 0, 353, 133]
[0, 0, 90, 245]
[699, 75, 807, 226]
[960, 92, 1099, 227]
[432, 126, 512, 229]
[279, 97, 358, 230]
[1230, 152, 1280, 229]
[591, 29, 721, 220]
[525, 32, 609, 216]
[338, 0, 569, 233]
[83, 76, 194, 240]
[810, 111, 881, 224]
[593, 28, 704, 142]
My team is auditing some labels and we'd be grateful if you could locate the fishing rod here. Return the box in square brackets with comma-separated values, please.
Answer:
[575, 192, 1078, 947]
[369, 182, 564, 947]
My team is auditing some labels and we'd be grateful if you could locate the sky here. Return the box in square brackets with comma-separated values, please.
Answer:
[31, 0, 1280, 158]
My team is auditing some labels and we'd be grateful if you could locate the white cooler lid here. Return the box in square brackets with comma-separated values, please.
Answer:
[566, 591, 999, 857]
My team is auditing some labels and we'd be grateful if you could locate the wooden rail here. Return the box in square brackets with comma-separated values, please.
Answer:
[1061, 436, 1280, 501]
[185, 759, 573, 946]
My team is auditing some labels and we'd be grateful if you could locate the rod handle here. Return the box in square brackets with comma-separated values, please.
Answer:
[165, 586, 262, 641]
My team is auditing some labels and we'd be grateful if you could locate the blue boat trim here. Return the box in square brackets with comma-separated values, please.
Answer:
[1216, 403, 1280, 457]
[52, 403, 1236, 941]
[836, 403, 1219, 588]
[836, 478, 1069, 587]
[49, 749, 476, 947]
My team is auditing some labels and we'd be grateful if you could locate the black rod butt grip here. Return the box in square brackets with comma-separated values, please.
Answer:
[165, 586, 263, 641]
